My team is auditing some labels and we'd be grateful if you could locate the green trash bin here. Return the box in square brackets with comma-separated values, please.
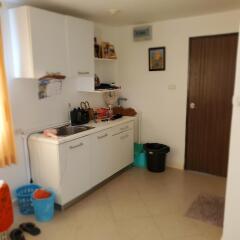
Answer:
[134, 143, 147, 168]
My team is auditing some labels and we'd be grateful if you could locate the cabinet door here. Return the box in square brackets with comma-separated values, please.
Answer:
[111, 129, 134, 173]
[29, 7, 68, 77]
[90, 129, 112, 187]
[66, 16, 94, 78]
[60, 136, 91, 205]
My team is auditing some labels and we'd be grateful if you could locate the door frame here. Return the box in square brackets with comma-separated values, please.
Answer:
[184, 32, 239, 170]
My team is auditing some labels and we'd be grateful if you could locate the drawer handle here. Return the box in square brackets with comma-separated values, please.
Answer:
[78, 71, 90, 75]
[97, 133, 108, 139]
[120, 126, 129, 131]
[46, 71, 62, 75]
[120, 134, 129, 140]
[69, 142, 84, 149]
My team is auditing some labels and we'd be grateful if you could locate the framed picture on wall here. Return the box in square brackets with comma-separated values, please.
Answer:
[149, 47, 166, 71]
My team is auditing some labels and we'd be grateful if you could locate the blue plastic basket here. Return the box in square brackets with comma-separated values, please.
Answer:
[32, 191, 55, 222]
[15, 184, 41, 215]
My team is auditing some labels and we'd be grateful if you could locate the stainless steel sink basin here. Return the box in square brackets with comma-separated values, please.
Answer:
[55, 125, 94, 136]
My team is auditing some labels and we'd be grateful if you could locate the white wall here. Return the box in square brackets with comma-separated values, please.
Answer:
[0, 10, 119, 192]
[1, 6, 240, 192]
[222, 29, 240, 240]
[117, 10, 240, 169]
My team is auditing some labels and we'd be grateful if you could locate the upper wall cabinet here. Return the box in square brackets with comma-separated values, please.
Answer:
[9, 6, 68, 78]
[66, 16, 94, 79]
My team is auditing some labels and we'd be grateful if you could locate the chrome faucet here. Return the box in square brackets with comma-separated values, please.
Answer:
[68, 103, 72, 125]
[117, 97, 128, 106]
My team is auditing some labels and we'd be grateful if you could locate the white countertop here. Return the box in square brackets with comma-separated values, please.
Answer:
[29, 116, 136, 145]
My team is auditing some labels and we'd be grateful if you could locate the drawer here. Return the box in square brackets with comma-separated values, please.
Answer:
[92, 129, 111, 141]
[111, 121, 134, 136]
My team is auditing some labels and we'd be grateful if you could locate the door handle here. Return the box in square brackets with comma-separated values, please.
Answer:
[190, 102, 196, 109]
[69, 142, 84, 149]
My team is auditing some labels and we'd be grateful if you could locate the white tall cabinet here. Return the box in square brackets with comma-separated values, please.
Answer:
[9, 6, 68, 78]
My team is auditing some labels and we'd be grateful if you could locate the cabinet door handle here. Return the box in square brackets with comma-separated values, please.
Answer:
[120, 126, 129, 131]
[78, 71, 90, 75]
[120, 134, 129, 140]
[69, 142, 84, 149]
[46, 71, 62, 75]
[97, 133, 108, 139]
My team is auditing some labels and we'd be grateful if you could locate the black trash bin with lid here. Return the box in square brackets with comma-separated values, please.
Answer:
[144, 143, 170, 172]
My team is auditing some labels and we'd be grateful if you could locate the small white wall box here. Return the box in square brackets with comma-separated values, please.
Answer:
[133, 25, 152, 41]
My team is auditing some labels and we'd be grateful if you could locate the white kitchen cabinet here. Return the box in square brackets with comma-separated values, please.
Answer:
[29, 119, 134, 207]
[90, 129, 113, 186]
[59, 136, 91, 205]
[111, 129, 134, 173]
[29, 135, 91, 206]
[9, 6, 68, 78]
[66, 16, 94, 81]
[90, 122, 134, 186]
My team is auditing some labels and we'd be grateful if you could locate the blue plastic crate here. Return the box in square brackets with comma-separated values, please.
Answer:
[15, 184, 41, 215]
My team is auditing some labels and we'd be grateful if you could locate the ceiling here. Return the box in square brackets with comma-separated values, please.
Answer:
[5, 0, 240, 25]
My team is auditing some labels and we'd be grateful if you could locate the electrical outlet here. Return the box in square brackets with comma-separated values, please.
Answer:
[168, 84, 176, 90]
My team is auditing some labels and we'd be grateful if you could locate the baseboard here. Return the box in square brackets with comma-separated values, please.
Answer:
[166, 165, 185, 171]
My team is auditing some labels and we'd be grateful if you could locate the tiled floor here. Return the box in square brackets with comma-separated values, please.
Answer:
[13, 167, 226, 240]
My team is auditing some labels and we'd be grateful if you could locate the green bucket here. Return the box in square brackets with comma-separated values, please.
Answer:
[134, 143, 147, 168]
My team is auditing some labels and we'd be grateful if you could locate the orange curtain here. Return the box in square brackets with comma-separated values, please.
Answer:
[0, 30, 16, 167]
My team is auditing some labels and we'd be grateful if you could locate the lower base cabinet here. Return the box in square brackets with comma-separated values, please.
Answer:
[29, 120, 134, 207]
[111, 129, 134, 174]
[59, 136, 91, 204]
[90, 122, 134, 187]
[90, 128, 113, 187]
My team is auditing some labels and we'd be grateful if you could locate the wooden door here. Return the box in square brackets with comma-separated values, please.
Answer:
[185, 33, 238, 177]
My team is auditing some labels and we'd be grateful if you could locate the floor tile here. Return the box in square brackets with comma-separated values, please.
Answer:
[153, 213, 203, 239]
[13, 167, 225, 240]
[116, 216, 164, 240]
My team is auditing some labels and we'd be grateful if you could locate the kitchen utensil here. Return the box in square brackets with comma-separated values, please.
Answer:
[70, 108, 78, 125]
[85, 101, 94, 120]
[70, 103, 90, 125]
[95, 108, 109, 119]
[80, 102, 90, 124]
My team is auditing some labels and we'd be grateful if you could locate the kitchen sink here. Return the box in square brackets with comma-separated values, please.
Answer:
[56, 125, 94, 136]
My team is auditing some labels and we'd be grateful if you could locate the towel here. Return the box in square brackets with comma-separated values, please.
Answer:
[0, 181, 13, 232]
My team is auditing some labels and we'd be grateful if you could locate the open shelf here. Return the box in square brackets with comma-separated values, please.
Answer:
[94, 58, 117, 62]
[78, 88, 121, 94]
